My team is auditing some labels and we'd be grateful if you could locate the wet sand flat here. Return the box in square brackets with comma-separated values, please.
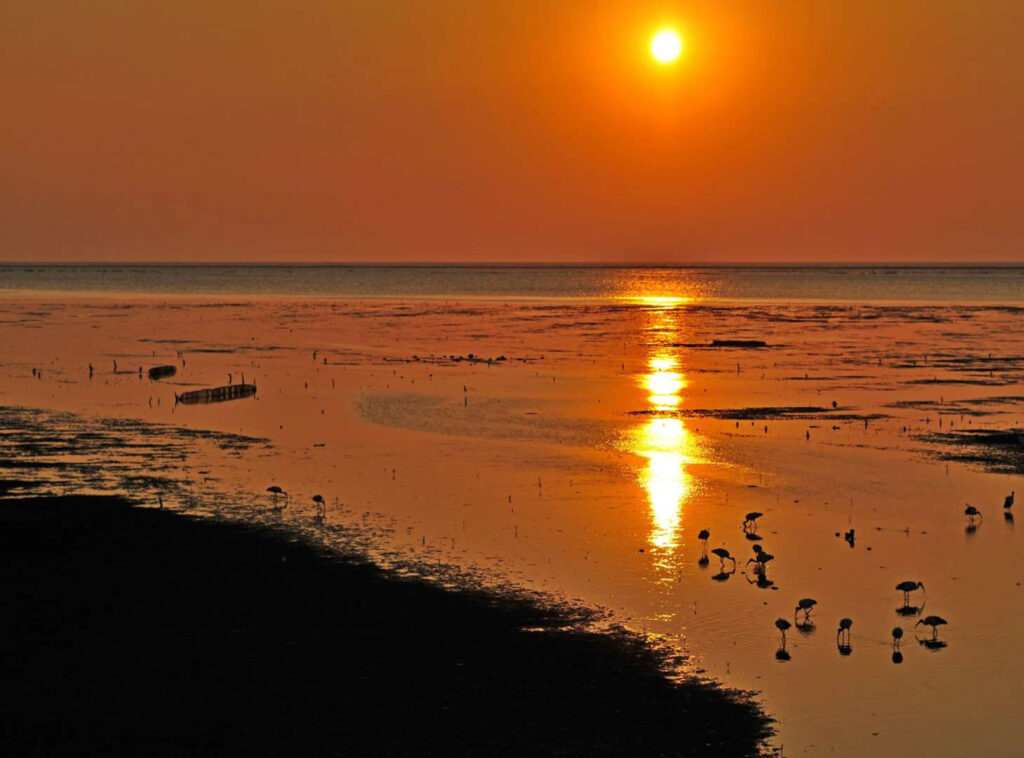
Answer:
[2, 291, 1024, 755]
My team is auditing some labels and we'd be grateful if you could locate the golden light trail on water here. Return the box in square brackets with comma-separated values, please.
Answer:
[624, 299, 699, 559]
[638, 416, 691, 552]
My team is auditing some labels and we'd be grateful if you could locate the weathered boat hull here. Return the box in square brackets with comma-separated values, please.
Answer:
[175, 383, 256, 405]
[148, 365, 177, 380]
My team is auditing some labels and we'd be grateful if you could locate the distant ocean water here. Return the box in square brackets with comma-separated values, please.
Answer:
[1, 264, 1023, 303]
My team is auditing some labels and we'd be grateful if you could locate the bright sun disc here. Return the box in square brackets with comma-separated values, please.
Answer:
[651, 30, 682, 63]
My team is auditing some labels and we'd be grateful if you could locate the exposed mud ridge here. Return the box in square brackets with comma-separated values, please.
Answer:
[670, 339, 771, 349]
[907, 377, 1021, 387]
[628, 406, 889, 421]
[382, 353, 523, 365]
[916, 428, 1024, 475]
[887, 396, 1024, 416]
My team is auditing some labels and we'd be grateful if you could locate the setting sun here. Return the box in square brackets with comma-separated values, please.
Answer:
[650, 29, 682, 64]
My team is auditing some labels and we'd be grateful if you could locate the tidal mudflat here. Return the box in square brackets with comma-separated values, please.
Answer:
[2, 291, 1024, 755]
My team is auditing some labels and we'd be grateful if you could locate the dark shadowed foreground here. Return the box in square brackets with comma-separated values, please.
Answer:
[0, 496, 772, 757]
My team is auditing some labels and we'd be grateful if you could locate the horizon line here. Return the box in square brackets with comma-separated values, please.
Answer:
[3, 261, 1024, 269]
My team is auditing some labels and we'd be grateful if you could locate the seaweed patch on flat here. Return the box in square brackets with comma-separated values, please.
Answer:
[0, 406, 270, 504]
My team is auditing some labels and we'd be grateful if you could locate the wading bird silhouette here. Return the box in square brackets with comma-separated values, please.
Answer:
[775, 618, 791, 649]
[915, 615, 948, 641]
[747, 544, 775, 576]
[965, 504, 982, 522]
[711, 548, 736, 571]
[267, 485, 288, 509]
[743, 512, 763, 532]
[892, 626, 903, 649]
[698, 529, 710, 565]
[794, 598, 817, 625]
[837, 617, 853, 653]
[312, 494, 326, 521]
[1005, 491, 1015, 509]
[895, 580, 925, 607]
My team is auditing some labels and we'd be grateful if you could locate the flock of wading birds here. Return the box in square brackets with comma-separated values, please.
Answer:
[261, 485, 1018, 663]
[698, 493, 1015, 663]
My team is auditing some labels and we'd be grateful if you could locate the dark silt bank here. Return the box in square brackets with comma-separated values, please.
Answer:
[0, 496, 772, 757]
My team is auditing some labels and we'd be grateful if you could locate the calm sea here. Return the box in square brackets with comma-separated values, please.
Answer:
[1, 264, 1022, 303]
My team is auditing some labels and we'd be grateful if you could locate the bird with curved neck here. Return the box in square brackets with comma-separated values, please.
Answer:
[743, 512, 763, 533]
[837, 617, 853, 646]
[794, 598, 817, 625]
[895, 580, 925, 607]
[711, 548, 736, 572]
[915, 615, 948, 641]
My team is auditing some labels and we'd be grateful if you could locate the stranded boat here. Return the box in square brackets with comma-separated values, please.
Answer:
[148, 365, 177, 380]
[175, 383, 256, 405]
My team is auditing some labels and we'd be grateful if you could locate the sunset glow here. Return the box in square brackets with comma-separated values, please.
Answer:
[4, 2, 1024, 757]
[2, 4, 1020, 263]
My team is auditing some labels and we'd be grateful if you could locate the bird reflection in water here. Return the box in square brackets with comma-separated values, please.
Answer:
[745, 572, 775, 589]
[896, 605, 924, 617]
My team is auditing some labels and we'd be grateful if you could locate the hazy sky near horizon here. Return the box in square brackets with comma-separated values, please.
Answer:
[3, 1, 1023, 263]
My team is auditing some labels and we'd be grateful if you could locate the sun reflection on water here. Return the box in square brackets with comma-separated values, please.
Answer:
[645, 355, 685, 410]
[636, 417, 692, 551]
[624, 300, 700, 560]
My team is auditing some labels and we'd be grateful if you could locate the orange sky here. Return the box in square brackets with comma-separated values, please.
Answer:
[2, 1, 1022, 263]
